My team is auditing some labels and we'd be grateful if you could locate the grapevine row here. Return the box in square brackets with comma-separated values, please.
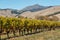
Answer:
[0, 16, 60, 39]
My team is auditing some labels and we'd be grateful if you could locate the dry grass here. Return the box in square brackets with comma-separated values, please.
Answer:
[5, 29, 60, 40]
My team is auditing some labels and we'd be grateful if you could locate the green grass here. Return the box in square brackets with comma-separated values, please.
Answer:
[6, 29, 60, 40]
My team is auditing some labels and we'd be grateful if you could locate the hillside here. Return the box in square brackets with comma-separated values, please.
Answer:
[0, 5, 60, 20]
[0, 9, 19, 17]
[20, 6, 60, 19]
[0, 4, 52, 17]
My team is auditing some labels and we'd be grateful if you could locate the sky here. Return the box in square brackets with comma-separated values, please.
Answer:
[0, 0, 60, 10]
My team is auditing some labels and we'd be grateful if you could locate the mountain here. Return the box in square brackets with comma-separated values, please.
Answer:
[20, 6, 60, 20]
[19, 4, 52, 13]
[0, 4, 60, 20]
[0, 4, 52, 17]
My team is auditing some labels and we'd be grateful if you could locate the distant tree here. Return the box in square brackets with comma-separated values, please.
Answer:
[35, 16, 49, 20]
[52, 16, 59, 21]
[18, 16, 24, 18]
[35, 15, 59, 21]
[48, 16, 59, 21]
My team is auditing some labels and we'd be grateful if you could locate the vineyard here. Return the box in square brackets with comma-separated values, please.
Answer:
[0, 16, 60, 40]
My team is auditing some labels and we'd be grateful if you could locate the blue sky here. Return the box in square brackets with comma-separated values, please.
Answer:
[0, 0, 60, 10]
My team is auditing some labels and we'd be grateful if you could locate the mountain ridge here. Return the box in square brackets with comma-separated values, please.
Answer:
[19, 4, 52, 13]
[20, 6, 60, 20]
[0, 4, 60, 20]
